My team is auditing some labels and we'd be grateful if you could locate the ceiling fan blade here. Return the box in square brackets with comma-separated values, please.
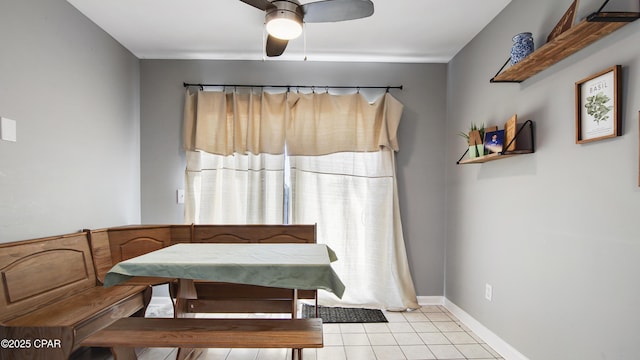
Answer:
[302, 0, 374, 23]
[266, 35, 288, 57]
[238, 0, 274, 11]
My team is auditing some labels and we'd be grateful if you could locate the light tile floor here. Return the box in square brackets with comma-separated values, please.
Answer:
[75, 302, 504, 360]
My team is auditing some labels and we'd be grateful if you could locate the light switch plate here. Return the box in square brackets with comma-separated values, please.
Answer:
[1, 117, 17, 142]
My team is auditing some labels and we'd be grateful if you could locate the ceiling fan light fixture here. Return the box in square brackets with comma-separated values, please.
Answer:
[266, 16, 302, 40]
[265, 1, 303, 40]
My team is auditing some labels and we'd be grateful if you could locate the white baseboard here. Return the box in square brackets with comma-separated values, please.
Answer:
[416, 296, 445, 305]
[417, 296, 529, 360]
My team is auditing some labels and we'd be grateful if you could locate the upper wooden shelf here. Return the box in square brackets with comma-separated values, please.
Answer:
[491, 12, 640, 83]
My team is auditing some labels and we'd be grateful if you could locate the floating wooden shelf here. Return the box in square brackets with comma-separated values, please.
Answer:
[490, 12, 640, 83]
[457, 150, 534, 164]
[457, 120, 535, 165]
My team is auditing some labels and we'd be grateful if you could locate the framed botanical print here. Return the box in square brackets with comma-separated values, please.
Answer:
[575, 65, 621, 144]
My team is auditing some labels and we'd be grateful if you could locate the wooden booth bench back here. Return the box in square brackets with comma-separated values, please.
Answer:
[88, 225, 178, 284]
[0, 232, 148, 360]
[191, 224, 316, 244]
[0, 233, 97, 321]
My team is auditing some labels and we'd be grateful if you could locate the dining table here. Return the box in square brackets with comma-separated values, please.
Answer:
[103, 242, 346, 318]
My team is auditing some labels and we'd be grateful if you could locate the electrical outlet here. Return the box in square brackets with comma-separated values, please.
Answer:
[485, 283, 493, 301]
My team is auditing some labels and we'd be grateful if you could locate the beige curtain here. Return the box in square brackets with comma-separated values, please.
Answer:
[285, 92, 402, 155]
[183, 90, 287, 155]
[289, 150, 418, 310]
[183, 90, 402, 155]
[183, 90, 286, 224]
[183, 89, 418, 310]
[184, 151, 285, 224]
[286, 92, 418, 310]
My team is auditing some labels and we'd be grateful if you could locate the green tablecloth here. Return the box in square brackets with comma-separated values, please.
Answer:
[103, 243, 345, 298]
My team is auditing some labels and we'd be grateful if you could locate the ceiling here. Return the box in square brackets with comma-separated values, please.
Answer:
[66, 0, 512, 63]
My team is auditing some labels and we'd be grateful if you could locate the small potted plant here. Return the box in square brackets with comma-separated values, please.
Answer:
[458, 123, 485, 158]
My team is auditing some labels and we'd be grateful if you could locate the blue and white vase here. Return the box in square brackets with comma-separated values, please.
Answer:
[510, 32, 534, 65]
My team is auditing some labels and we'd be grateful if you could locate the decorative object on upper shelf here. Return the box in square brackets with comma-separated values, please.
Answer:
[575, 65, 621, 143]
[547, 0, 579, 42]
[510, 32, 534, 65]
[484, 130, 505, 154]
[504, 114, 517, 151]
[458, 123, 485, 158]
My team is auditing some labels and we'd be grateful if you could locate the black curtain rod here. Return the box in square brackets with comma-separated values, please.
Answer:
[183, 82, 403, 91]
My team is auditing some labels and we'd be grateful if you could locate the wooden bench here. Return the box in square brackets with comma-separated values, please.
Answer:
[80, 317, 323, 360]
[0, 232, 151, 360]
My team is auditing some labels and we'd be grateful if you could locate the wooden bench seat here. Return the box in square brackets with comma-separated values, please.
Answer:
[81, 317, 323, 360]
[3, 284, 145, 326]
[0, 232, 149, 360]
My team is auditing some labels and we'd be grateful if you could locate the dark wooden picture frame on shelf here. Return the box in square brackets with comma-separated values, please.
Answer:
[575, 65, 621, 144]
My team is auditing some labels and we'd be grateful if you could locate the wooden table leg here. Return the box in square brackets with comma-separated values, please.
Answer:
[175, 278, 206, 360]
[294, 348, 303, 360]
[177, 348, 206, 360]
[292, 289, 299, 319]
[110, 347, 137, 360]
[290, 289, 300, 360]
[175, 279, 197, 318]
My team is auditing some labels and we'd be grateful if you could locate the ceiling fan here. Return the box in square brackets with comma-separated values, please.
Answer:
[239, 0, 374, 57]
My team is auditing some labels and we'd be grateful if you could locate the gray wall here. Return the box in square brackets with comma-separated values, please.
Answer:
[139, 60, 448, 296]
[446, 0, 640, 359]
[0, 0, 141, 242]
